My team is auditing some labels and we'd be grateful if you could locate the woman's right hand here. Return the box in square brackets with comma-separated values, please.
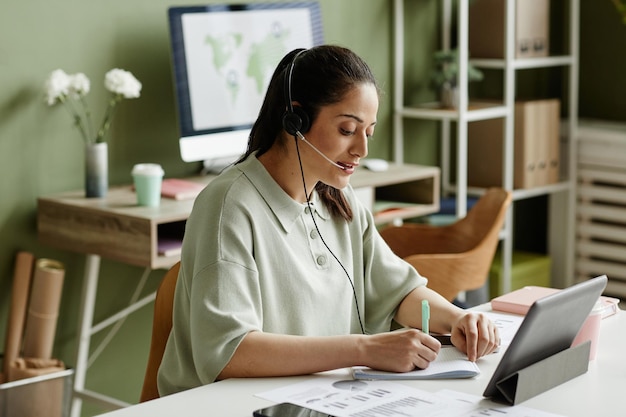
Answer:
[359, 329, 441, 372]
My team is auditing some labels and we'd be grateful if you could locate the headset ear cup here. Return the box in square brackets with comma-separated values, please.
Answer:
[292, 106, 310, 134]
[282, 111, 302, 136]
[282, 107, 311, 136]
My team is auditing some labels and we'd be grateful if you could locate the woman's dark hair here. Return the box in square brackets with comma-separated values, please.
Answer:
[238, 45, 380, 222]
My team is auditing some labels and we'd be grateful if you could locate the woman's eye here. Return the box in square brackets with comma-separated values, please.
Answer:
[340, 128, 355, 136]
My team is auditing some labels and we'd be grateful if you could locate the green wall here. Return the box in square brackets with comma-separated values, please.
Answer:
[1, 1, 625, 416]
[579, 1, 626, 121]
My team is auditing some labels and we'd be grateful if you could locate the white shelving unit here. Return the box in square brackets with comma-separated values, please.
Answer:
[393, 0, 579, 295]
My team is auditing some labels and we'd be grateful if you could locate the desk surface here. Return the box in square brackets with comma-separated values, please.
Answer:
[97, 308, 625, 417]
[37, 163, 440, 270]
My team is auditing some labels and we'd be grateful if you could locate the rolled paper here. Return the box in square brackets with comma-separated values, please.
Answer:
[22, 259, 65, 360]
[2, 251, 35, 379]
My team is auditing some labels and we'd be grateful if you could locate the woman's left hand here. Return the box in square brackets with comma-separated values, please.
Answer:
[449, 312, 500, 361]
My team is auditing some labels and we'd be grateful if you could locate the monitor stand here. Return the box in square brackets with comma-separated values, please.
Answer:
[201, 156, 239, 175]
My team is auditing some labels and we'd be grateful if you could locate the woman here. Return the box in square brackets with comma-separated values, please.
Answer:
[158, 45, 499, 396]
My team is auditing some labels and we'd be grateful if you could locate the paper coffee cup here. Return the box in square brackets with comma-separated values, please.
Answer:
[132, 163, 164, 207]
[571, 301, 603, 361]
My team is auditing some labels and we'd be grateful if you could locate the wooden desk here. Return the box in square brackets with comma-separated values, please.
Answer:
[36, 163, 440, 416]
[95, 309, 626, 417]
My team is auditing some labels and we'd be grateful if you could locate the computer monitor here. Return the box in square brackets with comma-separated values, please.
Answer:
[167, 2, 324, 172]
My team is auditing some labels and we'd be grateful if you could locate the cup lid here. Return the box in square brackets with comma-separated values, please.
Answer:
[132, 163, 164, 176]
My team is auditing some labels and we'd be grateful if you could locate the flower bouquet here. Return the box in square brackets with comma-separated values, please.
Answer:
[44, 68, 142, 144]
[44, 68, 142, 197]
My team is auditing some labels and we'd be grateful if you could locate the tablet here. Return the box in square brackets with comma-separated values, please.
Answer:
[483, 275, 608, 400]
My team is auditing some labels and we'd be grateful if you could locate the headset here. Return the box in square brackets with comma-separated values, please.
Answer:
[282, 49, 311, 137]
[281, 48, 366, 335]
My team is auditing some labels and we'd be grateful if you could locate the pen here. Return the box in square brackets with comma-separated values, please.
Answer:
[422, 299, 430, 335]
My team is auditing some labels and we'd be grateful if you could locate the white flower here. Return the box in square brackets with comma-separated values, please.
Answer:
[104, 68, 142, 99]
[45, 69, 71, 105]
[68, 73, 90, 99]
[45, 67, 142, 144]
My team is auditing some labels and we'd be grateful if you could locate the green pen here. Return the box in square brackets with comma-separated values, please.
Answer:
[422, 299, 430, 335]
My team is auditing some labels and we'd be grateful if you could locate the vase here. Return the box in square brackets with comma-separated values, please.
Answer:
[85, 142, 108, 198]
[440, 85, 459, 109]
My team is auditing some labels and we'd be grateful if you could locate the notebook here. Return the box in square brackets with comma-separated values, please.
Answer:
[160, 178, 205, 200]
[491, 285, 619, 318]
[352, 346, 479, 380]
[483, 275, 607, 400]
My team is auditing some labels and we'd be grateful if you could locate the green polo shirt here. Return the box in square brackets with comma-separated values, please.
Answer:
[158, 154, 426, 396]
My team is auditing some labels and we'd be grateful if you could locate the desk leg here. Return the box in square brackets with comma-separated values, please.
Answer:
[71, 254, 101, 417]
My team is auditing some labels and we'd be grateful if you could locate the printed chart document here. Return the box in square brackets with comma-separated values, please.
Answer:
[352, 347, 479, 380]
[482, 311, 524, 347]
[256, 375, 566, 416]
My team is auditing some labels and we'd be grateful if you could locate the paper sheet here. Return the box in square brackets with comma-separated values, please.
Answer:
[256, 375, 564, 416]
[482, 311, 524, 347]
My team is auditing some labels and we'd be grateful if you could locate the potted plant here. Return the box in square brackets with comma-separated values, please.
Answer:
[430, 48, 484, 109]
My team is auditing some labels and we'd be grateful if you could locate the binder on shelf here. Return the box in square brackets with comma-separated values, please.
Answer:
[469, 0, 550, 59]
[467, 99, 561, 189]
[493, 342, 590, 405]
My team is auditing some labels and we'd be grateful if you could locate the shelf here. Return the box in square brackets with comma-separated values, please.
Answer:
[373, 202, 440, 225]
[351, 163, 441, 225]
[393, 0, 579, 295]
[447, 181, 573, 202]
[471, 55, 575, 70]
[399, 101, 509, 122]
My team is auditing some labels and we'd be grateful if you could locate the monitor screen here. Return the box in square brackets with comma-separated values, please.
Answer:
[167, 2, 324, 171]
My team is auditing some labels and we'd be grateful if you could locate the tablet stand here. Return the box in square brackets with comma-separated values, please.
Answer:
[494, 341, 591, 405]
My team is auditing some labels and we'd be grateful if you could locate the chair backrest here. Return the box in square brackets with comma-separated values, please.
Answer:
[380, 188, 512, 301]
[140, 261, 180, 402]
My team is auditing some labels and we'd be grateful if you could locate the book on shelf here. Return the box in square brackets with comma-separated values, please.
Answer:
[161, 178, 206, 200]
[157, 237, 182, 257]
[491, 285, 620, 319]
[352, 347, 479, 380]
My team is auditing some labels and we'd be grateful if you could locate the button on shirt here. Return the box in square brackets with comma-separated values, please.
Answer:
[158, 154, 427, 396]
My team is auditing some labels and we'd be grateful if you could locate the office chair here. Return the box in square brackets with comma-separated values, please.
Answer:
[140, 261, 180, 402]
[379, 188, 512, 302]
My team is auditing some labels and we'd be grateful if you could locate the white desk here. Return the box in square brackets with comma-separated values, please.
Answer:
[96, 308, 625, 417]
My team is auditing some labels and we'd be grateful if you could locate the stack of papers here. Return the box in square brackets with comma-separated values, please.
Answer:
[257, 375, 566, 416]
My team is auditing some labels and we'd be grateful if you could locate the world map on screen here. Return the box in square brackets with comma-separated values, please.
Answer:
[182, 9, 314, 132]
[203, 24, 291, 103]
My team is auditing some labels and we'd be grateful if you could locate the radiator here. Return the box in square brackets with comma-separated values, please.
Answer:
[576, 120, 626, 298]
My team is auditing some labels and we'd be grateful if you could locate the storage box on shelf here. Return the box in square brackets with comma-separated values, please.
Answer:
[469, 0, 550, 59]
[489, 250, 552, 299]
[468, 99, 561, 189]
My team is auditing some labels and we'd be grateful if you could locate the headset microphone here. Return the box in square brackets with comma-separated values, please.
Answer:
[282, 50, 345, 170]
[296, 131, 346, 170]
[284, 48, 366, 335]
